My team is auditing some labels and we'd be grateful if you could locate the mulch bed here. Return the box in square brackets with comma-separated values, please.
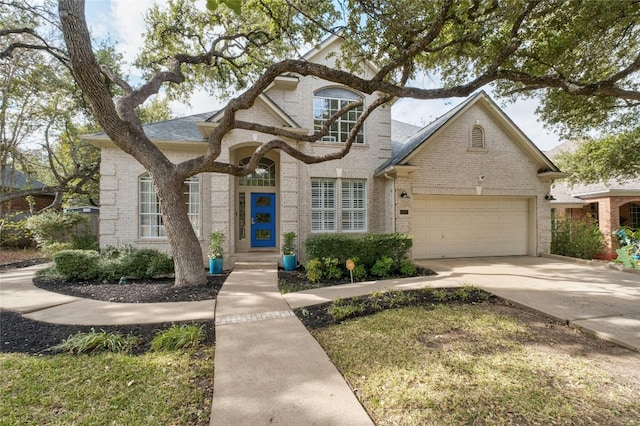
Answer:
[33, 273, 227, 303]
[2, 264, 225, 355]
[0, 311, 215, 355]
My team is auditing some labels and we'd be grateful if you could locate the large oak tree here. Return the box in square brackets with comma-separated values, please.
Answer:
[2, 0, 638, 286]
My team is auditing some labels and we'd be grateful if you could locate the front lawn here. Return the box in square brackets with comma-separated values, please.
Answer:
[312, 303, 640, 425]
[0, 347, 214, 425]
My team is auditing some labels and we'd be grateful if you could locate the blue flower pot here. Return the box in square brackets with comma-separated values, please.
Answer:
[632, 254, 640, 261]
[282, 254, 296, 271]
[209, 257, 224, 274]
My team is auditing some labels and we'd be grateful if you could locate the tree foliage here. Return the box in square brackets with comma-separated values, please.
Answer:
[2, 0, 639, 286]
[555, 129, 640, 184]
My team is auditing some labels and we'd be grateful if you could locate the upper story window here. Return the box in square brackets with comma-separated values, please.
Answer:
[139, 174, 200, 238]
[470, 125, 485, 149]
[313, 88, 365, 144]
[238, 157, 276, 187]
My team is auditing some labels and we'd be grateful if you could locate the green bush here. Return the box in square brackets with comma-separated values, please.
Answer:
[151, 325, 205, 351]
[306, 258, 323, 283]
[109, 248, 174, 279]
[399, 260, 417, 276]
[305, 233, 413, 272]
[371, 256, 394, 277]
[25, 210, 93, 254]
[551, 217, 604, 259]
[51, 328, 140, 354]
[51, 246, 174, 281]
[53, 250, 101, 280]
[323, 257, 343, 279]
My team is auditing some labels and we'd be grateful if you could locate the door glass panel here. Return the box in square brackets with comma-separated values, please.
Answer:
[256, 196, 271, 207]
[256, 230, 271, 240]
[239, 192, 246, 240]
[256, 213, 270, 223]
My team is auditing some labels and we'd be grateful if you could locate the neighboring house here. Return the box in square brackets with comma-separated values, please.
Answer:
[548, 141, 640, 259]
[1, 168, 55, 246]
[85, 36, 564, 266]
[1, 168, 55, 214]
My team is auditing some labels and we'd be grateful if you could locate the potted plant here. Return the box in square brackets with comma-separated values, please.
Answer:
[208, 231, 225, 274]
[282, 231, 297, 271]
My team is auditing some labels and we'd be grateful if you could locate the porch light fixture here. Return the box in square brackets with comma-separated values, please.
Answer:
[400, 192, 410, 199]
[545, 194, 556, 201]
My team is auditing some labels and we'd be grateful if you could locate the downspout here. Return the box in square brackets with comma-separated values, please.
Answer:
[384, 172, 396, 232]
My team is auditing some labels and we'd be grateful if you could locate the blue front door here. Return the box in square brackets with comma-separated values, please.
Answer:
[250, 193, 276, 247]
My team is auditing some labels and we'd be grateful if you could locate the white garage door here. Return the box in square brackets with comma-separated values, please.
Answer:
[413, 196, 529, 259]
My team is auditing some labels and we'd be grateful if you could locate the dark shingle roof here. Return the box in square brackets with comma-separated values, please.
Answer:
[141, 112, 215, 141]
[2, 168, 46, 190]
[88, 111, 216, 142]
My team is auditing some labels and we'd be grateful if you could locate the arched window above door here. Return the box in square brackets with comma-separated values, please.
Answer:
[238, 157, 276, 187]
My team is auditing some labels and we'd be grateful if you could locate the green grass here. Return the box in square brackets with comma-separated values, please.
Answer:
[312, 305, 640, 425]
[0, 347, 214, 425]
[151, 324, 205, 351]
[51, 328, 141, 354]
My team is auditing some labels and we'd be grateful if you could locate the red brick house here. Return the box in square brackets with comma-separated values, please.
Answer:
[548, 142, 640, 259]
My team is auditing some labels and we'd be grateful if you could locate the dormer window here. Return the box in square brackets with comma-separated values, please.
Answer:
[313, 88, 364, 144]
[471, 125, 485, 149]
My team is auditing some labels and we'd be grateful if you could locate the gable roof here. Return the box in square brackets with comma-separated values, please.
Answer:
[207, 93, 300, 128]
[84, 111, 215, 146]
[547, 140, 640, 205]
[377, 91, 563, 176]
[2, 167, 47, 190]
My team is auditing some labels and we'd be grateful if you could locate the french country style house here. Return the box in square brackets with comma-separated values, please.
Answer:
[85, 36, 565, 267]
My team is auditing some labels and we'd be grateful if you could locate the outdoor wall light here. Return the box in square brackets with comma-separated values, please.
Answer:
[544, 194, 556, 201]
[400, 192, 410, 199]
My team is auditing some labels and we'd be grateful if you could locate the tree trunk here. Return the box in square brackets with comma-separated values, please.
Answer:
[154, 173, 207, 287]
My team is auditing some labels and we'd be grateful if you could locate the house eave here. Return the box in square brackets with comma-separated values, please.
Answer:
[537, 171, 570, 181]
[374, 165, 419, 177]
[572, 189, 640, 199]
[83, 135, 207, 151]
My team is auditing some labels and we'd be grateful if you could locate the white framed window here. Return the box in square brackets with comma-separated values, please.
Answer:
[342, 179, 366, 232]
[471, 125, 485, 149]
[313, 88, 365, 144]
[139, 174, 200, 238]
[238, 157, 276, 187]
[311, 178, 366, 233]
[311, 179, 336, 232]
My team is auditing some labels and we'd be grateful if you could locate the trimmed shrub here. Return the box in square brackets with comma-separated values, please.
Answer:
[551, 217, 604, 260]
[399, 260, 417, 276]
[306, 258, 323, 283]
[116, 248, 174, 279]
[371, 256, 394, 277]
[305, 233, 413, 272]
[53, 250, 101, 280]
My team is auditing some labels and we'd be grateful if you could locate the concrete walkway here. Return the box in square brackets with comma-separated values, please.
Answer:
[210, 266, 373, 425]
[285, 256, 640, 352]
[0, 263, 215, 325]
[2, 256, 639, 425]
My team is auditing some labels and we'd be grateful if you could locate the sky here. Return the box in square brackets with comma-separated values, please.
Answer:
[83, 0, 563, 151]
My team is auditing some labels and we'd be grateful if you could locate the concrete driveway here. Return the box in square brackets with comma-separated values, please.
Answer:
[415, 256, 640, 351]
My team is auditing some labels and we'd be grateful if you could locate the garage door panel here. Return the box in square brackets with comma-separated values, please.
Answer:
[414, 196, 529, 259]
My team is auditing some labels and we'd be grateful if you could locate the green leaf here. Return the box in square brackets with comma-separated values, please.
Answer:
[206, 0, 242, 15]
